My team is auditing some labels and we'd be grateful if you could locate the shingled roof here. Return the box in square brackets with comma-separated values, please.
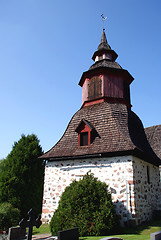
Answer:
[89, 59, 122, 70]
[79, 30, 134, 87]
[92, 30, 118, 61]
[41, 102, 161, 166]
[97, 30, 112, 51]
[145, 125, 161, 160]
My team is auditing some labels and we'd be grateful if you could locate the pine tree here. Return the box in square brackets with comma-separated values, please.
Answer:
[0, 134, 44, 217]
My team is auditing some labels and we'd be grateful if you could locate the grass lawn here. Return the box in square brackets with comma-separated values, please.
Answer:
[80, 219, 161, 240]
[33, 219, 161, 240]
[33, 223, 50, 235]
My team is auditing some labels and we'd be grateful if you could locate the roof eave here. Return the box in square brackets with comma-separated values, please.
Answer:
[92, 49, 118, 62]
[40, 148, 161, 167]
[132, 148, 161, 167]
[79, 67, 134, 87]
[39, 150, 133, 162]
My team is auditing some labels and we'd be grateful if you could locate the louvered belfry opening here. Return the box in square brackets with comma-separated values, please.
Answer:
[88, 76, 102, 101]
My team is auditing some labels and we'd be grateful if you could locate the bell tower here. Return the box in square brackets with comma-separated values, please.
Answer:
[79, 30, 134, 108]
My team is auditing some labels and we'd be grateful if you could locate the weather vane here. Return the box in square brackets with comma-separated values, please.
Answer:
[101, 14, 107, 31]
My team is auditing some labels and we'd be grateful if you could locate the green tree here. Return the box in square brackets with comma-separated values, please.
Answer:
[0, 202, 20, 233]
[0, 134, 44, 217]
[50, 172, 119, 236]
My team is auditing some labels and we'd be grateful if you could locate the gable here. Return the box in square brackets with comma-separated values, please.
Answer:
[75, 119, 94, 147]
[75, 119, 94, 133]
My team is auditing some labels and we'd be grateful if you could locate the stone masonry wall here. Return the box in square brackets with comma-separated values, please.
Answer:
[42, 155, 160, 226]
[42, 155, 134, 226]
[132, 156, 160, 225]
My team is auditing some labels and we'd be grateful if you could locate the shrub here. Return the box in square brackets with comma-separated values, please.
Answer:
[50, 172, 119, 236]
[0, 202, 20, 233]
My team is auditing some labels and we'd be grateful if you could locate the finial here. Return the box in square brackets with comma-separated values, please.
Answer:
[101, 14, 107, 31]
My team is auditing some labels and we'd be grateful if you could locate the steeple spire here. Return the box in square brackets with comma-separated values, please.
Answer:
[100, 29, 108, 43]
[97, 29, 111, 51]
[92, 29, 118, 62]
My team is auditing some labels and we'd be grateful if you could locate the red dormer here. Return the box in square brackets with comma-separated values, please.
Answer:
[75, 119, 94, 147]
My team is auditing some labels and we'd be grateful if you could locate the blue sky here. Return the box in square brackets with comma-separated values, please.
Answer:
[0, 0, 161, 159]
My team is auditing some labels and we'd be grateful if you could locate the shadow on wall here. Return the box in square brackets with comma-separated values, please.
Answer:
[114, 168, 161, 228]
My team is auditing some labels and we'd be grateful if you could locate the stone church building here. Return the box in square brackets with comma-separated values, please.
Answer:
[40, 30, 161, 227]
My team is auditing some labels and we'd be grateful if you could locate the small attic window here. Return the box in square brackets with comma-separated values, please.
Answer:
[80, 132, 88, 146]
[75, 119, 94, 147]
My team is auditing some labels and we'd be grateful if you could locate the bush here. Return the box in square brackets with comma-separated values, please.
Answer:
[50, 172, 119, 236]
[0, 202, 20, 233]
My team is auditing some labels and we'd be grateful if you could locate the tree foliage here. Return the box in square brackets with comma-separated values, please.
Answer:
[0, 202, 20, 233]
[50, 172, 119, 236]
[0, 134, 44, 217]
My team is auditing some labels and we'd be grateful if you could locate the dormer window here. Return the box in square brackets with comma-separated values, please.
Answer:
[80, 132, 88, 146]
[75, 119, 94, 147]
